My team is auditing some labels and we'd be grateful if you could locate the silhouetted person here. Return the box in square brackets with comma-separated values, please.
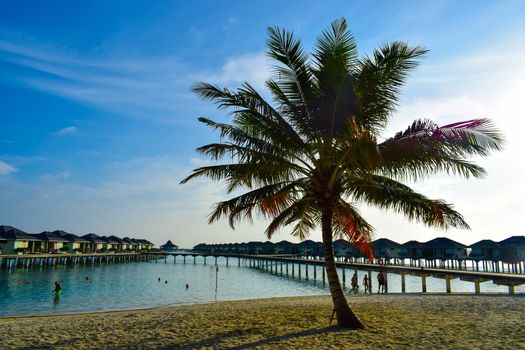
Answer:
[363, 275, 369, 294]
[377, 271, 386, 293]
[350, 273, 359, 294]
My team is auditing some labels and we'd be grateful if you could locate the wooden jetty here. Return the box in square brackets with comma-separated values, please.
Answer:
[159, 251, 525, 295]
[0, 252, 159, 269]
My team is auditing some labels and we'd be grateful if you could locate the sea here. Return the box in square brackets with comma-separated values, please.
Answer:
[0, 256, 523, 316]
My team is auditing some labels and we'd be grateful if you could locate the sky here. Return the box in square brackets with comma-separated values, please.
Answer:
[1, 0, 524, 248]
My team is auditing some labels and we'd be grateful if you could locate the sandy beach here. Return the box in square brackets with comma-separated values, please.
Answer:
[1, 294, 524, 349]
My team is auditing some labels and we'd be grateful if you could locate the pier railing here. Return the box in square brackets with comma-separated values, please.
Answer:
[157, 251, 525, 295]
[0, 252, 160, 269]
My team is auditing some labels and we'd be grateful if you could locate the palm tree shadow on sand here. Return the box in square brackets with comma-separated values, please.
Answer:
[170, 326, 344, 350]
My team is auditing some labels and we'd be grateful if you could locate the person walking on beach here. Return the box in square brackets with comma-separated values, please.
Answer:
[363, 275, 369, 294]
[350, 273, 359, 294]
[377, 271, 385, 293]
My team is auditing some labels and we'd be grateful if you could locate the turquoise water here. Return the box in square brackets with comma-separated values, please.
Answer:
[0, 256, 523, 316]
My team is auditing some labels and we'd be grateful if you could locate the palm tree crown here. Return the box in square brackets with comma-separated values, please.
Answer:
[182, 18, 503, 328]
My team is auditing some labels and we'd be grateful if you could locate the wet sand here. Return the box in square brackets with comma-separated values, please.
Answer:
[1, 294, 524, 349]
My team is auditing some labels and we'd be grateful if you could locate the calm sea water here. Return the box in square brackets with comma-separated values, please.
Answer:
[0, 256, 523, 316]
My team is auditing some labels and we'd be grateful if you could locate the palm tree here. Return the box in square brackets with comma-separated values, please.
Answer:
[181, 18, 503, 328]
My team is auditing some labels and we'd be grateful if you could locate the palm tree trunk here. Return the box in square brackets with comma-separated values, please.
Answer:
[322, 205, 364, 329]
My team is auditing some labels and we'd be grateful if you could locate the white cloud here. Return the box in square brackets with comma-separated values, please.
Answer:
[198, 52, 270, 90]
[56, 126, 77, 135]
[41, 172, 71, 181]
[0, 160, 16, 175]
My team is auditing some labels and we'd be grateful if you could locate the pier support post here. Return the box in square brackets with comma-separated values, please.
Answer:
[368, 271, 372, 292]
[183, 256, 186, 264]
[194, 256, 196, 264]
[226, 257, 229, 266]
[421, 274, 427, 293]
[446, 276, 452, 294]
[292, 262, 295, 277]
[286, 262, 289, 275]
[322, 267, 326, 284]
[401, 272, 406, 293]
[342, 268, 345, 285]
[475, 280, 481, 294]
[215, 257, 218, 266]
[509, 285, 515, 295]
[305, 264, 309, 280]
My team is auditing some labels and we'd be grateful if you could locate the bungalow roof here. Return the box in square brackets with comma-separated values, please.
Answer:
[401, 240, 423, 248]
[422, 237, 466, 249]
[103, 236, 121, 244]
[54, 231, 90, 243]
[82, 233, 106, 243]
[498, 235, 525, 248]
[0, 225, 40, 241]
[37, 231, 69, 242]
[372, 238, 402, 249]
[122, 237, 135, 244]
[469, 239, 500, 249]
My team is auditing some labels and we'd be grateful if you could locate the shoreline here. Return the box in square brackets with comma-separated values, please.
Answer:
[1, 294, 524, 349]
[1, 291, 523, 320]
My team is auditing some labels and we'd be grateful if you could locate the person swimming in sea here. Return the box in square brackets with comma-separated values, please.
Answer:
[53, 281, 62, 298]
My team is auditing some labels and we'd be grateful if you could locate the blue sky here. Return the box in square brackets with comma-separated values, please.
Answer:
[1, 0, 524, 247]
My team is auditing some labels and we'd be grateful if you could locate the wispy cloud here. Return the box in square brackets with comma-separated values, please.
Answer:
[56, 126, 77, 135]
[0, 35, 193, 123]
[0, 160, 16, 175]
[195, 52, 270, 90]
[40, 172, 71, 181]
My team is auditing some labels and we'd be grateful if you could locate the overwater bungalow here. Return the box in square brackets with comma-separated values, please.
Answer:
[138, 239, 154, 251]
[421, 237, 467, 268]
[298, 240, 322, 258]
[372, 238, 402, 262]
[0, 225, 41, 254]
[469, 239, 501, 261]
[83, 233, 106, 252]
[274, 240, 298, 254]
[498, 236, 525, 263]
[246, 241, 263, 254]
[107, 236, 124, 252]
[53, 230, 90, 253]
[36, 231, 70, 253]
[398, 240, 423, 265]
[121, 237, 136, 251]
[160, 240, 178, 251]
[333, 239, 355, 259]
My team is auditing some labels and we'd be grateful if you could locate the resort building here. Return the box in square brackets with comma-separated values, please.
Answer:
[0, 226, 41, 254]
[398, 240, 423, 261]
[83, 233, 107, 252]
[420, 237, 467, 260]
[107, 236, 124, 252]
[498, 236, 525, 262]
[160, 240, 179, 251]
[469, 239, 501, 261]
[36, 231, 70, 253]
[333, 239, 356, 258]
[372, 238, 402, 261]
[55, 230, 91, 253]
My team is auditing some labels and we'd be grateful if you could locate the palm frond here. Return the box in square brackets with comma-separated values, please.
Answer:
[345, 175, 470, 229]
[333, 201, 374, 260]
[355, 42, 428, 134]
